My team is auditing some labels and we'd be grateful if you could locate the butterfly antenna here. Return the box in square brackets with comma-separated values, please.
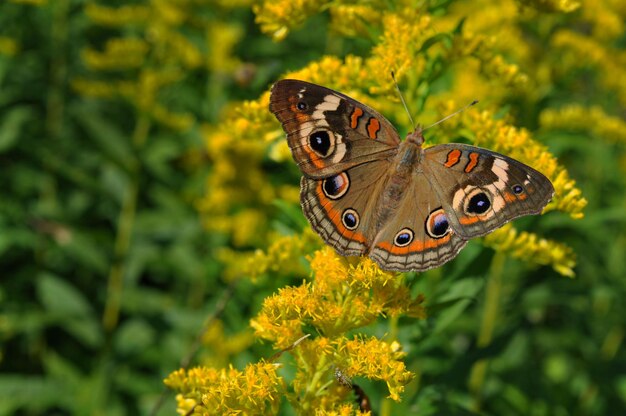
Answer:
[423, 99, 479, 130]
[391, 71, 417, 130]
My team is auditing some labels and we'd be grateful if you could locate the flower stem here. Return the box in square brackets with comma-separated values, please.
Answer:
[102, 114, 150, 332]
[468, 251, 506, 410]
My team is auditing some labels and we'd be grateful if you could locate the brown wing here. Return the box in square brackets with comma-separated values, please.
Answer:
[270, 79, 400, 178]
[369, 173, 468, 272]
[422, 144, 555, 239]
[300, 160, 391, 256]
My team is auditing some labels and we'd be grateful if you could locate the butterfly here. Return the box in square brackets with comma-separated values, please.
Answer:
[269, 79, 554, 272]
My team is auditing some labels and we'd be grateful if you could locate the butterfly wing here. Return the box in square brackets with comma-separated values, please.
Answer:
[422, 144, 554, 239]
[270, 79, 401, 178]
[369, 172, 468, 272]
[300, 160, 391, 256]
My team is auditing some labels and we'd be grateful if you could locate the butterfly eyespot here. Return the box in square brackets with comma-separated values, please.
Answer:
[466, 191, 491, 214]
[322, 172, 350, 200]
[342, 209, 359, 230]
[426, 208, 450, 239]
[393, 228, 414, 247]
[296, 101, 307, 110]
[309, 130, 333, 157]
[512, 184, 524, 194]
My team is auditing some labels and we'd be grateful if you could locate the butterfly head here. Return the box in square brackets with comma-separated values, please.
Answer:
[406, 125, 425, 146]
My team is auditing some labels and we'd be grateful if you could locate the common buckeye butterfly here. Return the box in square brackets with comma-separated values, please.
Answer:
[269, 79, 554, 272]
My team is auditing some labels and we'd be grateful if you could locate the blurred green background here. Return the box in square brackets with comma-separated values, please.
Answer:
[1, 0, 625, 415]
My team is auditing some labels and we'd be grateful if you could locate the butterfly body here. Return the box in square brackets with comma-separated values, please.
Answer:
[270, 79, 554, 272]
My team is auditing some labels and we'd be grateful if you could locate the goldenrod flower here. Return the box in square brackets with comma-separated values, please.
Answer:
[200, 320, 255, 369]
[484, 224, 576, 277]
[251, 248, 425, 348]
[516, 0, 581, 12]
[81, 38, 149, 71]
[335, 336, 413, 401]
[540, 105, 626, 145]
[164, 363, 285, 415]
[254, 0, 329, 41]
[84, 3, 150, 27]
[0, 37, 18, 56]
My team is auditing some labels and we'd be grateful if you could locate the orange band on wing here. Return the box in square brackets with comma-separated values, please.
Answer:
[376, 234, 452, 255]
[503, 191, 528, 203]
[366, 118, 380, 139]
[458, 216, 481, 225]
[290, 102, 310, 123]
[315, 182, 367, 243]
[305, 150, 326, 168]
[464, 152, 480, 173]
[444, 149, 462, 167]
[350, 107, 364, 129]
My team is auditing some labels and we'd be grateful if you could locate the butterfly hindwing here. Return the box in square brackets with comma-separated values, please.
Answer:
[369, 172, 468, 272]
[300, 160, 391, 256]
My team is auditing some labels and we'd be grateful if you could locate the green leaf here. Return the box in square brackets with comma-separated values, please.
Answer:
[0, 106, 33, 153]
[114, 319, 156, 355]
[36, 272, 93, 317]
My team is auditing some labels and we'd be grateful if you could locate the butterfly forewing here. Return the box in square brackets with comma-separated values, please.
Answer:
[423, 144, 555, 239]
[270, 79, 400, 178]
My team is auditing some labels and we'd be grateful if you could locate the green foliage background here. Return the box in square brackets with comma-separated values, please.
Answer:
[0, 0, 625, 415]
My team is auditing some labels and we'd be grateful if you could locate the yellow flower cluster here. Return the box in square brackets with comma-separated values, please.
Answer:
[197, 93, 302, 249]
[329, 4, 382, 38]
[540, 105, 626, 145]
[76, 1, 245, 132]
[337, 337, 413, 401]
[516, 0, 581, 12]
[251, 247, 425, 349]
[217, 228, 322, 282]
[81, 38, 149, 71]
[254, 0, 330, 41]
[84, 3, 150, 26]
[164, 362, 285, 415]
[247, 248, 421, 408]
[551, 29, 626, 106]
[484, 224, 576, 277]
[452, 32, 529, 91]
[200, 320, 254, 369]
[169, 247, 420, 413]
[0, 36, 18, 56]
[290, 336, 412, 410]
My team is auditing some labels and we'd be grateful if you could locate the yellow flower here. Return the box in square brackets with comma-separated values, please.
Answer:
[335, 336, 414, 401]
[253, 0, 329, 41]
[207, 21, 243, 72]
[483, 224, 577, 277]
[164, 363, 285, 415]
[251, 247, 425, 348]
[81, 38, 149, 70]
[84, 3, 150, 27]
[551, 29, 626, 106]
[329, 4, 381, 38]
[200, 320, 255, 369]
[516, 0, 581, 12]
[0, 37, 18, 56]
[540, 105, 626, 145]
